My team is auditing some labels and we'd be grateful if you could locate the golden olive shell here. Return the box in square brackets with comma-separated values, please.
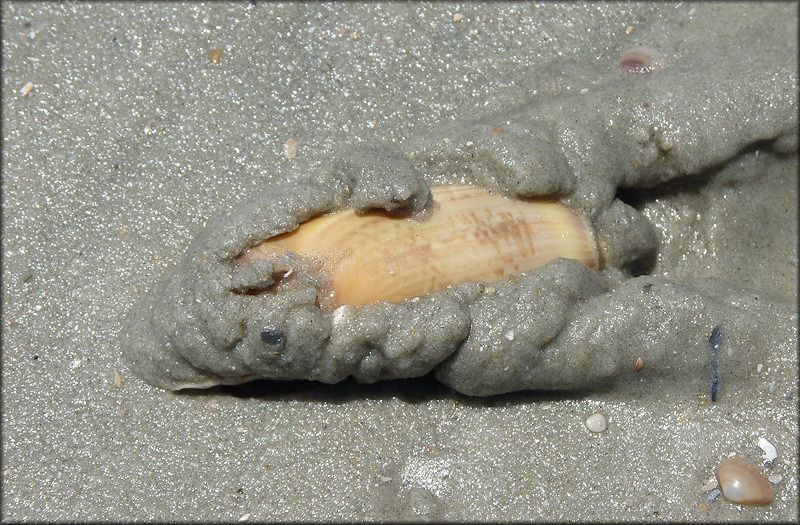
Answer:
[238, 185, 598, 308]
[716, 457, 774, 506]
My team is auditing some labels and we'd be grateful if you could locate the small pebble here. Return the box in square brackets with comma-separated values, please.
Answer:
[585, 412, 607, 433]
[261, 329, 284, 344]
[453, 13, 463, 23]
[20, 81, 35, 96]
[716, 457, 774, 506]
[634, 356, 645, 371]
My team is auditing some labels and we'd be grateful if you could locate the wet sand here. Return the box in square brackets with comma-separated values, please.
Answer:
[2, 3, 797, 521]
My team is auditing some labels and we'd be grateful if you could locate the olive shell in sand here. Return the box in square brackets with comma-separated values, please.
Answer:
[716, 457, 774, 506]
[238, 185, 598, 308]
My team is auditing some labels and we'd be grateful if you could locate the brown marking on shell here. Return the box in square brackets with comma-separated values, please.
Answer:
[237, 185, 599, 309]
[716, 457, 774, 506]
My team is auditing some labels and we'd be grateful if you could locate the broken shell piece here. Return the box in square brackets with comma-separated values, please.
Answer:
[237, 185, 598, 309]
[208, 49, 224, 63]
[716, 457, 774, 506]
[757, 437, 777, 463]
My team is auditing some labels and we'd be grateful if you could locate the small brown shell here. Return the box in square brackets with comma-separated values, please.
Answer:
[208, 49, 224, 64]
[238, 185, 598, 308]
[717, 457, 774, 506]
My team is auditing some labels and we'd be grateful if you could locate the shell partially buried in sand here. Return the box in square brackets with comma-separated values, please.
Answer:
[237, 185, 599, 309]
[716, 457, 775, 506]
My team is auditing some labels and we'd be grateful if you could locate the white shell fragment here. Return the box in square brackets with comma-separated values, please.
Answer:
[585, 412, 608, 433]
[757, 437, 777, 463]
[768, 473, 783, 484]
[700, 477, 719, 492]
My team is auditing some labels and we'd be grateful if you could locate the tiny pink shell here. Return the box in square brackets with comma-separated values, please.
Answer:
[619, 46, 664, 75]
[283, 138, 299, 159]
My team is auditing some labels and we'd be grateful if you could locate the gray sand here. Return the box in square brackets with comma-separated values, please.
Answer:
[2, 2, 797, 521]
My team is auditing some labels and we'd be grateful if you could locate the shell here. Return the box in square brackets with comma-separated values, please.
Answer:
[619, 46, 664, 75]
[716, 457, 774, 506]
[238, 185, 598, 308]
[585, 412, 608, 433]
